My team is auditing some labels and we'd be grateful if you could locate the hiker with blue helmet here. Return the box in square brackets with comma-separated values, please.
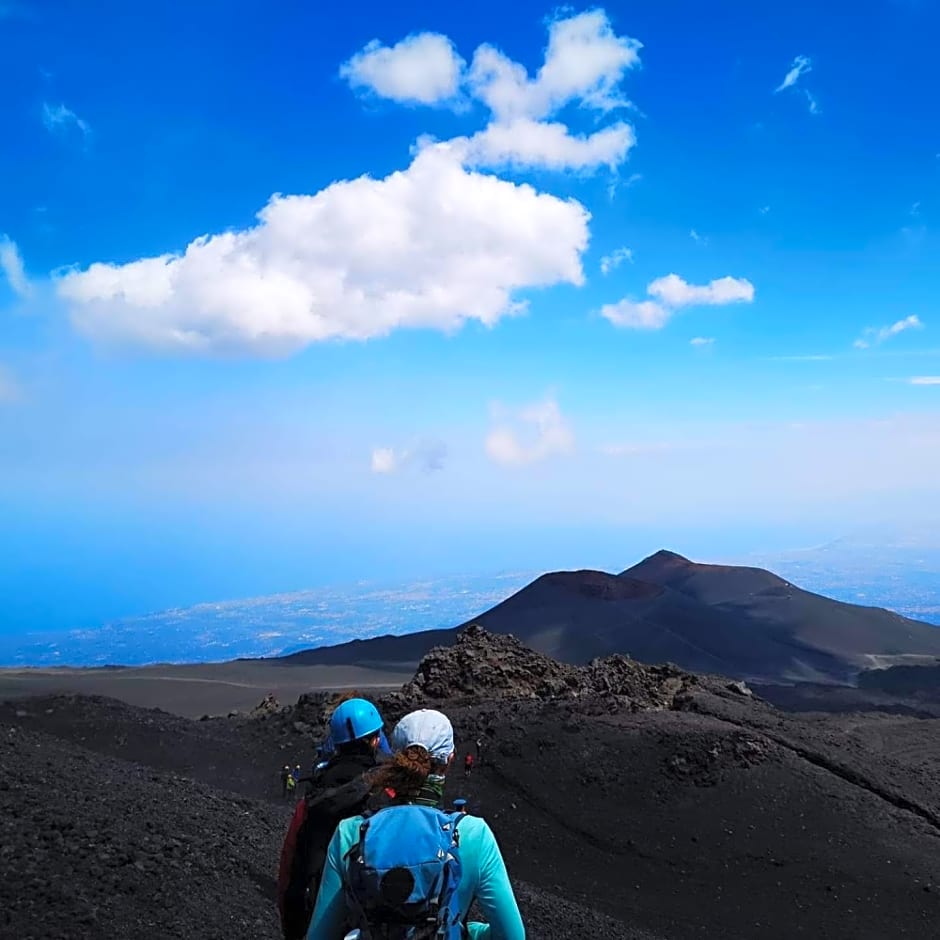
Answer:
[278, 696, 389, 940]
[306, 708, 525, 939]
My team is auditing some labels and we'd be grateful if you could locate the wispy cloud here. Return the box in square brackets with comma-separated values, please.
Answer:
[909, 376, 940, 385]
[775, 56, 819, 114]
[370, 440, 448, 474]
[42, 102, 92, 141]
[910, 201, 922, 217]
[854, 314, 923, 349]
[485, 396, 574, 466]
[689, 228, 708, 246]
[759, 205, 771, 216]
[602, 273, 754, 330]
[599, 246, 633, 275]
[0, 235, 31, 298]
[775, 55, 812, 93]
[690, 336, 715, 347]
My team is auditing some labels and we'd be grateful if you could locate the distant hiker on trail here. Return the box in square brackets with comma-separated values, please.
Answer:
[277, 697, 387, 940]
[306, 707, 525, 939]
[476, 736, 484, 764]
[286, 773, 296, 798]
[464, 752, 474, 777]
[453, 797, 468, 815]
[280, 764, 291, 798]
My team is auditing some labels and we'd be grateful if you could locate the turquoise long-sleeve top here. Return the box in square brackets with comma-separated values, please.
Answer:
[306, 811, 526, 939]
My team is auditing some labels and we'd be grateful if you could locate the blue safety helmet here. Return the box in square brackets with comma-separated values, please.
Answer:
[329, 698, 384, 746]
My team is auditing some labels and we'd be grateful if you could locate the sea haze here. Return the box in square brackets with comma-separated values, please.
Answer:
[2, 538, 939, 668]
[0, 571, 538, 667]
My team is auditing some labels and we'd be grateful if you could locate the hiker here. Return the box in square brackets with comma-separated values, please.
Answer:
[306, 708, 525, 939]
[277, 697, 387, 940]
[453, 797, 468, 815]
[464, 752, 474, 777]
[476, 736, 484, 764]
[286, 773, 296, 798]
[292, 764, 302, 787]
[280, 764, 291, 798]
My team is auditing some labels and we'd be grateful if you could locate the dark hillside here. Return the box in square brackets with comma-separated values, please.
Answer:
[276, 551, 940, 686]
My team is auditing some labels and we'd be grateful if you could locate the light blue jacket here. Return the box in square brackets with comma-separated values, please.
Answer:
[306, 811, 526, 939]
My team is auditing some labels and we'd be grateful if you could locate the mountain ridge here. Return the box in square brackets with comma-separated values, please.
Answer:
[278, 549, 940, 685]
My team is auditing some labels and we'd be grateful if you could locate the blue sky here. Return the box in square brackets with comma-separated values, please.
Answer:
[2, 0, 940, 633]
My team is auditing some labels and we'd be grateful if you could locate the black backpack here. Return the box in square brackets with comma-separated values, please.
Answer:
[277, 756, 376, 940]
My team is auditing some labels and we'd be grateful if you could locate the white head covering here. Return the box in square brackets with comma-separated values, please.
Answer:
[390, 708, 455, 763]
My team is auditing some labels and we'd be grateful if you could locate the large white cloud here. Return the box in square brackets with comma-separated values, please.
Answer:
[339, 33, 465, 106]
[57, 144, 590, 354]
[601, 274, 755, 330]
[485, 397, 574, 466]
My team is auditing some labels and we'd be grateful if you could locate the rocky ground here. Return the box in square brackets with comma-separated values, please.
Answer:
[3, 626, 940, 939]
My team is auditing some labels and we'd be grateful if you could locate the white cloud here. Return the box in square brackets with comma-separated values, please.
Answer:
[690, 336, 715, 347]
[340, 33, 465, 106]
[0, 235, 31, 298]
[600, 298, 670, 329]
[468, 11, 641, 122]
[41, 102, 91, 140]
[57, 144, 590, 354]
[602, 273, 754, 330]
[599, 246, 634, 275]
[371, 440, 448, 473]
[804, 89, 820, 115]
[371, 447, 398, 473]
[343, 11, 643, 174]
[0, 365, 21, 403]
[647, 273, 755, 308]
[759, 205, 771, 215]
[909, 376, 940, 385]
[775, 55, 812, 93]
[461, 118, 634, 172]
[485, 396, 574, 466]
[854, 314, 923, 349]
[689, 228, 707, 245]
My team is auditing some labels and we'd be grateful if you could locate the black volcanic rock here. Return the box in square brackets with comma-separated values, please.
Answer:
[382, 625, 705, 713]
[5, 628, 940, 939]
[858, 661, 940, 700]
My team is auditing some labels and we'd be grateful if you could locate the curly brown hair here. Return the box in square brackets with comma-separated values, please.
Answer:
[370, 744, 447, 797]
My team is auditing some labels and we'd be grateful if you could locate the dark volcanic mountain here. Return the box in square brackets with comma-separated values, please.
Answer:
[4, 626, 940, 939]
[279, 550, 940, 684]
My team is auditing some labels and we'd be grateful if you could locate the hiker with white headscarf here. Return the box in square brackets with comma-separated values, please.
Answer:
[306, 708, 525, 938]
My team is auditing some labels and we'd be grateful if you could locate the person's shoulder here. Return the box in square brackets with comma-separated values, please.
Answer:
[331, 813, 366, 846]
[457, 813, 496, 843]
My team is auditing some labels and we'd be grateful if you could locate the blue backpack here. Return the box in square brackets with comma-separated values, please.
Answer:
[343, 804, 465, 939]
